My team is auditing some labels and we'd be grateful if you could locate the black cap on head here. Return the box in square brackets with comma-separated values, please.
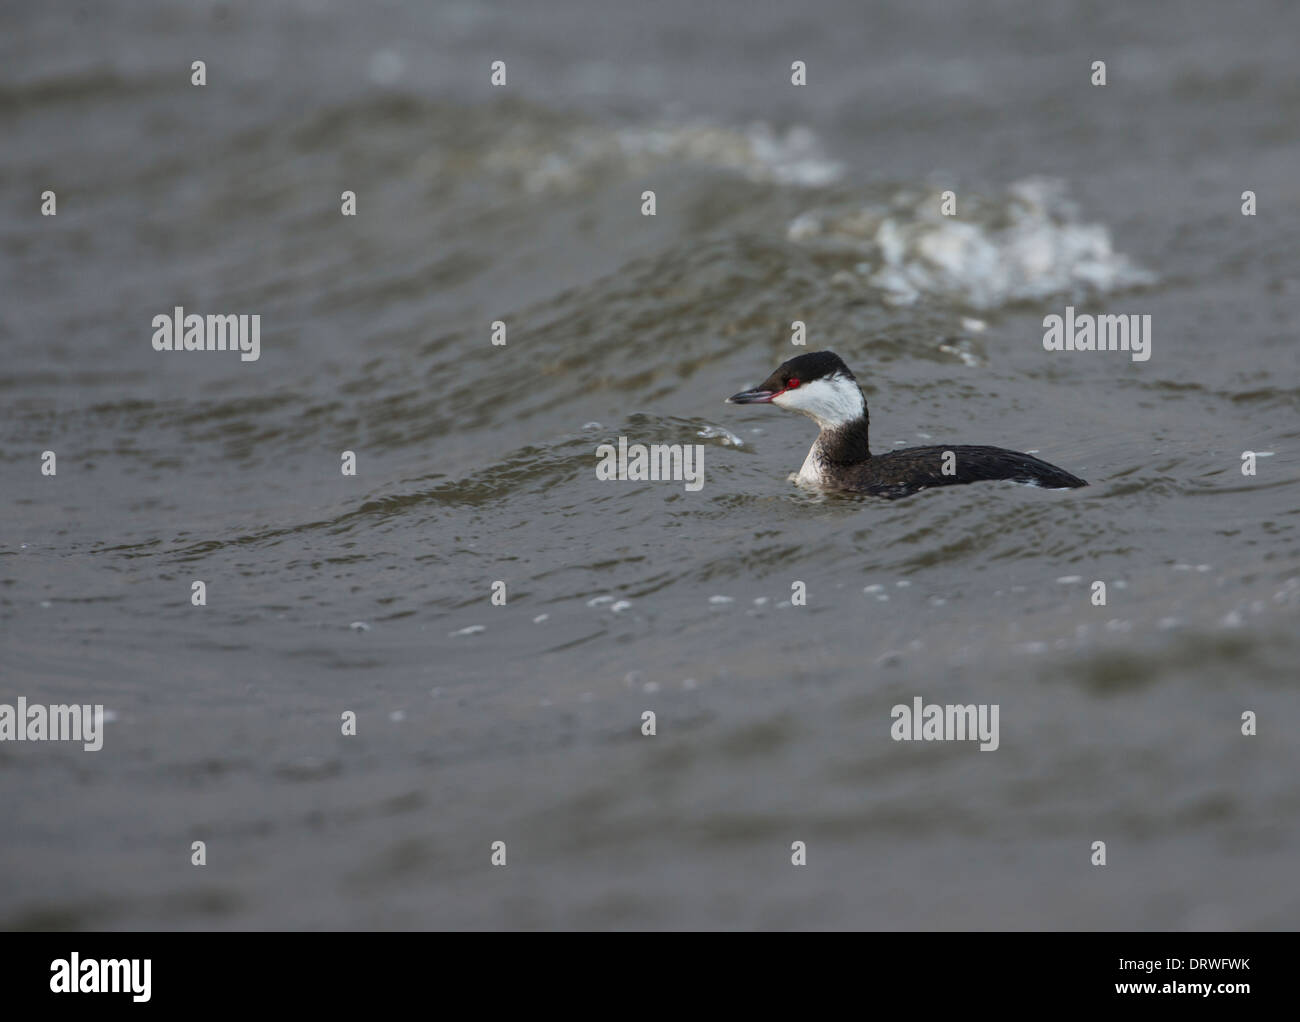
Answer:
[727, 350, 856, 404]
[770, 350, 853, 385]
[754, 350, 854, 393]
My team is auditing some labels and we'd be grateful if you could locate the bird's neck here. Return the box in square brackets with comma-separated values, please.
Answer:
[813, 412, 872, 464]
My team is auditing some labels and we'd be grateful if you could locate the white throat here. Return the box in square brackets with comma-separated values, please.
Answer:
[771, 374, 865, 430]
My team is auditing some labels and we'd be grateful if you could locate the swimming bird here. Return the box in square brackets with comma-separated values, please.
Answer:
[726, 350, 1087, 498]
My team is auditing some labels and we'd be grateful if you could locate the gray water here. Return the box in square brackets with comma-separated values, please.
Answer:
[2, 0, 1298, 930]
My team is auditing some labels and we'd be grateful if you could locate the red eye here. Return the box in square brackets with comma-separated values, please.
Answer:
[786, 378, 801, 389]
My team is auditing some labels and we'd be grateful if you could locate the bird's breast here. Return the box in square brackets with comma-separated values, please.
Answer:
[796, 443, 826, 486]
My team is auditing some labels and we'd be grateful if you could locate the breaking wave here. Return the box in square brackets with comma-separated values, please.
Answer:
[788, 177, 1155, 310]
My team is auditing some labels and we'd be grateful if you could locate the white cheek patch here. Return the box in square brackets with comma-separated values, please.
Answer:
[772, 375, 864, 428]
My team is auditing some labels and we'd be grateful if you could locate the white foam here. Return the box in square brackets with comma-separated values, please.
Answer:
[698, 425, 744, 446]
[788, 177, 1154, 310]
[495, 120, 843, 194]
